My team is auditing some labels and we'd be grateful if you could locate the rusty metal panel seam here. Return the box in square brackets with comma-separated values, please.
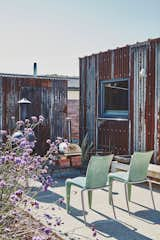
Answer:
[154, 43, 160, 162]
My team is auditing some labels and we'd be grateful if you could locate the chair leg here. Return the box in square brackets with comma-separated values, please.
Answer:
[109, 179, 113, 205]
[81, 189, 87, 225]
[124, 183, 130, 215]
[110, 187, 116, 219]
[66, 181, 72, 213]
[88, 190, 92, 209]
[148, 180, 156, 210]
[127, 183, 132, 202]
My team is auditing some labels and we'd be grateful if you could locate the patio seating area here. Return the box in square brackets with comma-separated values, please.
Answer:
[27, 165, 160, 240]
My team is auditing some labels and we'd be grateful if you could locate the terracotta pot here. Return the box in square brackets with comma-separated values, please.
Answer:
[58, 156, 70, 168]
[71, 156, 81, 167]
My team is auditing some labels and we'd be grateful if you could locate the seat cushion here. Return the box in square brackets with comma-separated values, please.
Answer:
[66, 176, 86, 188]
[108, 171, 129, 183]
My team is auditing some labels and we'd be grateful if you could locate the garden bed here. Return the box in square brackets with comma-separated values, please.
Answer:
[0, 208, 63, 240]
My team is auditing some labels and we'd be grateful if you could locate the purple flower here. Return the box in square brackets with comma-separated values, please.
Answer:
[39, 115, 44, 123]
[15, 189, 23, 197]
[10, 194, 20, 203]
[42, 183, 49, 191]
[0, 130, 7, 135]
[0, 156, 5, 164]
[44, 213, 52, 220]
[23, 152, 29, 158]
[26, 148, 33, 154]
[32, 236, 43, 240]
[55, 139, 61, 145]
[32, 175, 38, 180]
[25, 119, 30, 124]
[42, 227, 52, 235]
[31, 201, 39, 209]
[46, 176, 53, 185]
[57, 197, 64, 205]
[16, 120, 24, 126]
[34, 201, 39, 209]
[31, 116, 38, 123]
[0, 180, 6, 188]
[9, 155, 14, 161]
[46, 139, 51, 145]
[19, 139, 27, 148]
[24, 127, 33, 135]
[14, 157, 24, 165]
[91, 226, 95, 231]
[55, 217, 63, 226]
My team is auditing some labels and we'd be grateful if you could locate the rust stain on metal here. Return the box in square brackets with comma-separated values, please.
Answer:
[80, 37, 160, 164]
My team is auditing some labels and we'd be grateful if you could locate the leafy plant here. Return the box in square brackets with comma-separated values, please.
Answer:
[81, 133, 93, 170]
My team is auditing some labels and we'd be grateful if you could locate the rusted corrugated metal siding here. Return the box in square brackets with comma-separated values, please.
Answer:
[80, 38, 160, 163]
[79, 57, 87, 143]
[0, 75, 67, 154]
[80, 47, 130, 154]
[68, 99, 79, 140]
[99, 51, 112, 80]
[97, 46, 130, 154]
[79, 55, 98, 147]
[50, 79, 67, 138]
[114, 46, 129, 79]
[131, 43, 148, 152]
[154, 39, 160, 163]
[130, 47, 134, 153]
[146, 42, 155, 153]
[130, 39, 160, 163]
[86, 55, 98, 146]
[98, 120, 128, 154]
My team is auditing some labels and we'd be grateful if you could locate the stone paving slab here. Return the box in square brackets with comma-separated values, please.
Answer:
[27, 170, 160, 240]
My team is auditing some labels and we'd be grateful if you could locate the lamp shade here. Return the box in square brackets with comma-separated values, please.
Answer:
[18, 98, 31, 104]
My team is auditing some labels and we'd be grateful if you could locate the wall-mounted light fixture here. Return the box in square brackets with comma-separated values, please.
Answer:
[18, 98, 31, 120]
[139, 68, 146, 79]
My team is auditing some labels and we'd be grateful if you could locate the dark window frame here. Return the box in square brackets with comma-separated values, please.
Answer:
[99, 78, 129, 119]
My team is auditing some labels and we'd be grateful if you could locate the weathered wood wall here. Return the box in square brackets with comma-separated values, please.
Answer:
[0, 75, 67, 154]
[68, 99, 79, 141]
[79, 55, 98, 146]
[80, 38, 160, 164]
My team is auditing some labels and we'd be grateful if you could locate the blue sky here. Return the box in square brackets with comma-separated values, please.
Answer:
[0, 0, 160, 76]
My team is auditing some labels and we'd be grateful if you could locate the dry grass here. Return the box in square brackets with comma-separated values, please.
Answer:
[0, 208, 64, 240]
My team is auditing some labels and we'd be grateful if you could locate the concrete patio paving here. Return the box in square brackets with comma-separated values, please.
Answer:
[27, 170, 160, 240]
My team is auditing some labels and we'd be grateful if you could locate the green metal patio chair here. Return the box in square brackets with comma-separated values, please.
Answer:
[108, 151, 155, 215]
[65, 154, 114, 225]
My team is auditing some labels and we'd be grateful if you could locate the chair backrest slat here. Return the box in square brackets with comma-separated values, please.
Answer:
[85, 154, 114, 189]
[128, 151, 153, 182]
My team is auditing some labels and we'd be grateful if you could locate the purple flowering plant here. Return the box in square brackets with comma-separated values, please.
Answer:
[0, 118, 96, 240]
[0, 115, 58, 239]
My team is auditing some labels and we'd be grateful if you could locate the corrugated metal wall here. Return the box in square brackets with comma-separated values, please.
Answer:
[131, 44, 147, 152]
[68, 99, 79, 141]
[98, 46, 130, 154]
[79, 57, 87, 141]
[154, 40, 160, 163]
[79, 55, 98, 146]
[80, 38, 160, 164]
[0, 75, 67, 154]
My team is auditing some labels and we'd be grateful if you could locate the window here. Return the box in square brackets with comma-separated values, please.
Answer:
[100, 79, 128, 118]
